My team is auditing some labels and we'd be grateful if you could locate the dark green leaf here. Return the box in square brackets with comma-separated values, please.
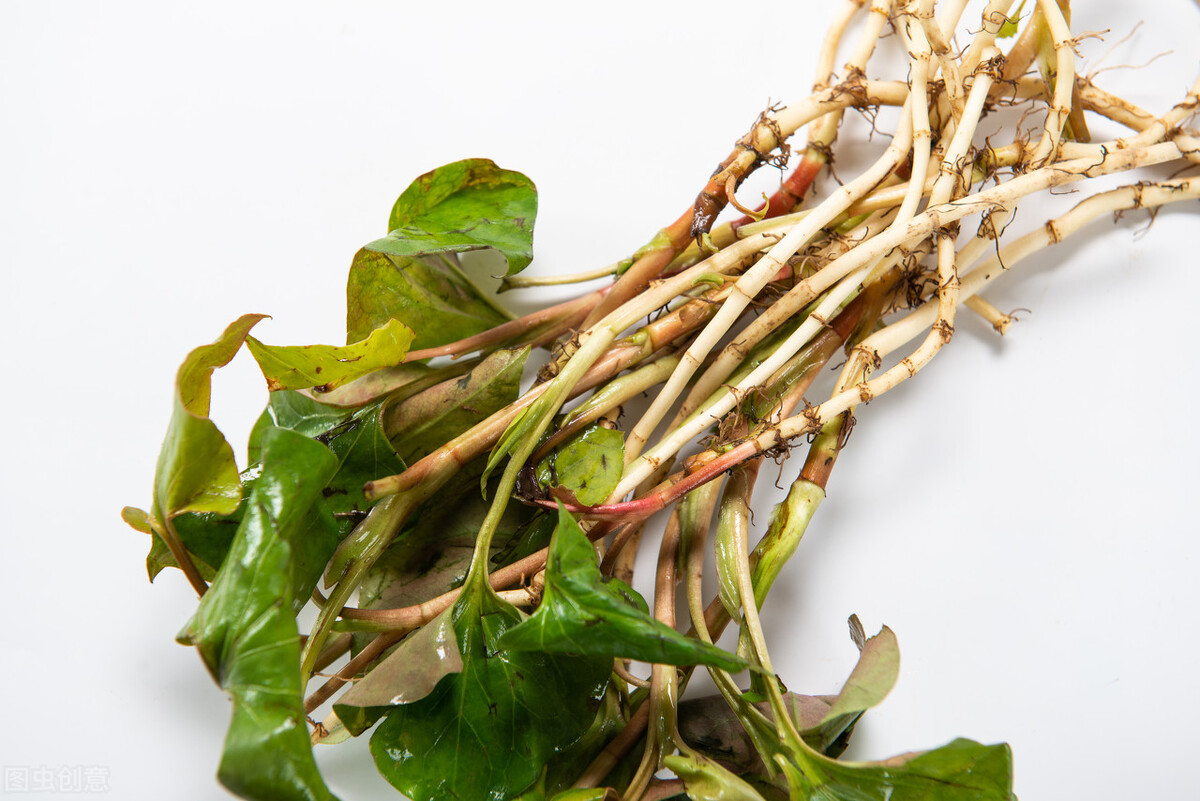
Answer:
[125, 505, 220, 582]
[491, 510, 556, 567]
[258, 390, 405, 538]
[334, 605, 463, 736]
[384, 346, 529, 464]
[179, 427, 340, 801]
[346, 250, 510, 349]
[356, 477, 536, 618]
[544, 685, 624, 796]
[246, 319, 415, 391]
[785, 738, 1015, 801]
[498, 506, 747, 671]
[381, 158, 536, 276]
[368, 585, 610, 801]
[169, 502, 247, 579]
[143, 525, 183, 579]
[535, 423, 624, 506]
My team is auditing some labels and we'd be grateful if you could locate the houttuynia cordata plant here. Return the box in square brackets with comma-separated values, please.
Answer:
[125, 0, 1200, 798]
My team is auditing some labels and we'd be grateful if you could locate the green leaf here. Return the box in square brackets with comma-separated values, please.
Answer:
[179, 427, 340, 801]
[122, 505, 153, 534]
[788, 738, 1015, 801]
[334, 605, 464, 736]
[257, 390, 405, 537]
[145, 315, 266, 581]
[535, 423, 625, 506]
[663, 752, 767, 801]
[996, 0, 1026, 38]
[246, 319, 415, 392]
[498, 506, 747, 671]
[383, 346, 529, 464]
[346, 251, 510, 349]
[368, 584, 610, 801]
[356, 479, 536, 621]
[152, 314, 266, 524]
[381, 158, 537, 276]
[168, 502, 247, 579]
[126, 505, 220, 582]
[541, 684, 624, 796]
[346, 158, 535, 347]
[491, 509, 556, 567]
[549, 790, 620, 801]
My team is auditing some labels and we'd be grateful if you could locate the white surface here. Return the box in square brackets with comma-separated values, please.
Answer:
[2, 1, 1198, 799]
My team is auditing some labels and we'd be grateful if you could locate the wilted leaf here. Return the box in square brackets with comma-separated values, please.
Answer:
[356, 482, 536, 622]
[679, 691, 852, 774]
[146, 315, 266, 581]
[301, 361, 437, 409]
[334, 605, 464, 736]
[152, 314, 265, 523]
[246, 319, 415, 392]
[483, 390, 557, 491]
[662, 752, 767, 801]
[384, 346, 529, 464]
[819, 621, 899, 728]
[749, 479, 823, 610]
[681, 621, 899, 773]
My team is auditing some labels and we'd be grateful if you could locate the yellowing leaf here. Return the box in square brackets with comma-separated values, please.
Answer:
[153, 314, 267, 524]
[246, 318, 415, 392]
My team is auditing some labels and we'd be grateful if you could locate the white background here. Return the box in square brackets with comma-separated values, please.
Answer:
[2, 1, 1198, 799]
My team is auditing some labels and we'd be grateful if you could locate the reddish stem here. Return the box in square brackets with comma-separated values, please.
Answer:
[729, 150, 825, 235]
[402, 289, 604, 362]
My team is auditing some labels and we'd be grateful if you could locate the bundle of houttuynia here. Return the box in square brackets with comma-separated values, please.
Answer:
[124, 1, 1199, 799]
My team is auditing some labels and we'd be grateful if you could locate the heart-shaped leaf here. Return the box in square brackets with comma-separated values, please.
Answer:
[368, 583, 610, 801]
[498, 505, 747, 671]
[179, 427, 340, 801]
